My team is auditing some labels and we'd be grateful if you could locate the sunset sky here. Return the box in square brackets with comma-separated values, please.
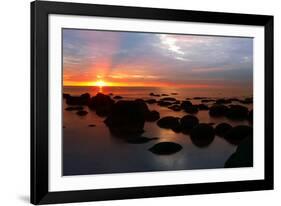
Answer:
[63, 29, 253, 88]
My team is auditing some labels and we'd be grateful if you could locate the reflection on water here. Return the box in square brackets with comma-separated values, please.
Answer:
[63, 86, 252, 176]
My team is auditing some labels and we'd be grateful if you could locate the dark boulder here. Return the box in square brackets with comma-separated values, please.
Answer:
[63, 93, 71, 99]
[149, 142, 182, 155]
[76, 110, 88, 116]
[157, 101, 172, 107]
[181, 101, 192, 109]
[190, 123, 215, 148]
[183, 105, 199, 114]
[197, 104, 209, 110]
[216, 99, 232, 104]
[248, 110, 253, 123]
[239, 97, 253, 104]
[88, 93, 115, 117]
[104, 100, 148, 136]
[193, 97, 206, 100]
[209, 105, 229, 117]
[66, 93, 91, 105]
[145, 110, 160, 122]
[65, 106, 84, 111]
[113, 95, 123, 100]
[160, 97, 177, 101]
[224, 125, 253, 145]
[157, 116, 181, 132]
[146, 99, 157, 104]
[225, 137, 253, 168]
[168, 104, 182, 111]
[226, 105, 248, 120]
[215, 123, 232, 137]
[201, 99, 215, 103]
[180, 115, 199, 133]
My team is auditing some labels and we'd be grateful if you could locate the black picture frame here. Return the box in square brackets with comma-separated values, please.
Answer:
[31, 0, 274, 204]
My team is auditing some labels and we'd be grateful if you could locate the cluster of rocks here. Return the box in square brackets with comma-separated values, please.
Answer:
[209, 104, 253, 121]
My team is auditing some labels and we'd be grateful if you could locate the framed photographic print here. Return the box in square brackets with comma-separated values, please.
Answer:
[31, 0, 274, 204]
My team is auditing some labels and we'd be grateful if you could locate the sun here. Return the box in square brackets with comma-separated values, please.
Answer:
[95, 80, 107, 87]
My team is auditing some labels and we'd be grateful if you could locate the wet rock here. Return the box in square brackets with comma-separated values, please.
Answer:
[88, 124, 96, 127]
[126, 136, 158, 144]
[183, 105, 199, 114]
[197, 104, 209, 110]
[88, 93, 115, 117]
[65, 106, 84, 111]
[190, 123, 215, 148]
[66, 93, 91, 105]
[149, 142, 182, 155]
[63, 93, 71, 99]
[168, 104, 182, 111]
[145, 110, 160, 122]
[157, 116, 181, 132]
[225, 137, 253, 168]
[215, 123, 232, 137]
[216, 99, 232, 104]
[201, 99, 215, 103]
[146, 99, 157, 104]
[181, 101, 192, 109]
[104, 100, 148, 136]
[157, 101, 173, 107]
[160, 97, 177, 101]
[248, 110, 253, 123]
[239, 97, 253, 104]
[193, 97, 206, 100]
[76, 110, 88, 116]
[113, 95, 123, 100]
[224, 125, 253, 145]
[180, 115, 199, 133]
[209, 105, 229, 117]
[226, 105, 248, 120]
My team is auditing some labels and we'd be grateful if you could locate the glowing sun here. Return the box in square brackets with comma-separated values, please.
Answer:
[95, 80, 107, 87]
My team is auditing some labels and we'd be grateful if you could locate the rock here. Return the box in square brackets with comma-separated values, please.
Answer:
[225, 137, 253, 168]
[66, 93, 91, 105]
[88, 124, 96, 127]
[76, 110, 88, 116]
[190, 123, 215, 148]
[171, 93, 178, 95]
[146, 99, 157, 104]
[160, 97, 177, 101]
[145, 110, 160, 122]
[149, 92, 160, 97]
[248, 110, 253, 123]
[65, 106, 84, 111]
[183, 105, 199, 114]
[201, 99, 215, 103]
[104, 100, 148, 136]
[224, 125, 253, 145]
[215, 123, 232, 137]
[168, 104, 182, 111]
[157, 116, 181, 132]
[209, 105, 229, 117]
[216, 99, 232, 104]
[181, 101, 192, 109]
[239, 97, 253, 104]
[197, 104, 209, 110]
[226, 105, 248, 120]
[193, 97, 206, 100]
[63, 93, 71, 99]
[157, 101, 173, 107]
[161, 94, 169, 96]
[88, 93, 115, 117]
[149, 142, 182, 155]
[126, 137, 158, 144]
[180, 115, 199, 133]
[113, 95, 123, 100]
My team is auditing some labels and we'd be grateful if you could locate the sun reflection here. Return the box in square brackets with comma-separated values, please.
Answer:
[95, 80, 107, 87]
